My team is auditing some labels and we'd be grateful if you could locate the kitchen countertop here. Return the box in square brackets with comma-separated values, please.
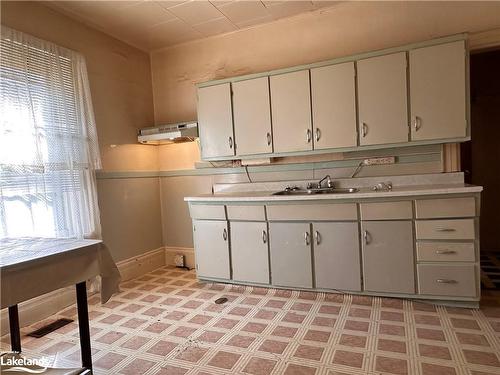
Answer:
[184, 183, 482, 203]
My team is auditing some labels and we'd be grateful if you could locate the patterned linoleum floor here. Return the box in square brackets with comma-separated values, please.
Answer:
[2, 266, 500, 375]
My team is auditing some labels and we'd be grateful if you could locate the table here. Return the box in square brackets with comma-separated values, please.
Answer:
[0, 238, 121, 371]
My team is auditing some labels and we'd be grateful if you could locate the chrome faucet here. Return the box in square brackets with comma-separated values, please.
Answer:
[308, 175, 334, 189]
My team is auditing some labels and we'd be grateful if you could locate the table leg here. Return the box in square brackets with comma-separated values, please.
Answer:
[8, 305, 21, 352]
[76, 282, 92, 371]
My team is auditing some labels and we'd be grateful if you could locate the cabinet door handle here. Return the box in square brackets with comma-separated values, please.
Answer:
[436, 228, 456, 232]
[262, 230, 267, 244]
[314, 230, 321, 245]
[266, 132, 272, 146]
[363, 230, 370, 245]
[361, 122, 368, 137]
[223, 228, 227, 241]
[436, 279, 458, 284]
[228, 136, 233, 149]
[435, 250, 456, 255]
[304, 231, 310, 246]
[306, 128, 311, 143]
[315, 128, 321, 142]
[413, 116, 421, 132]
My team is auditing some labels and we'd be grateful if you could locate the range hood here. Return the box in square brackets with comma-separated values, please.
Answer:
[138, 121, 198, 145]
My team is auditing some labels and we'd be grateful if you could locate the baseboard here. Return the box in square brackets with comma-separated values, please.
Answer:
[165, 246, 195, 269]
[0, 247, 166, 336]
[116, 247, 166, 281]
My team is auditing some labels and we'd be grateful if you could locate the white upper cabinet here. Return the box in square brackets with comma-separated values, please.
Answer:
[410, 41, 467, 141]
[357, 52, 409, 146]
[197, 83, 234, 159]
[270, 70, 313, 153]
[311, 62, 357, 150]
[232, 77, 273, 156]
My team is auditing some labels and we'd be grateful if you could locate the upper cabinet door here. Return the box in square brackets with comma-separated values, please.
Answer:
[270, 70, 313, 153]
[410, 41, 467, 141]
[357, 52, 409, 146]
[311, 62, 357, 150]
[232, 77, 273, 156]
[197, 83, 235, 159]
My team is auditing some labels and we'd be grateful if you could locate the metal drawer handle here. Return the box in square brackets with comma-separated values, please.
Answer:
[413, 116, 421, 132]
[262, 230, 267, 244]
[315, 128, 321, 142]
[266, 132, 272, 146]
[363, 230, 371, 245]
[436, 279, 458, 284]
[314, 230, 321, 245]
[228, 136, 233, 149]
[223, 228, 227, 241]
[361, 122, 368, 137]
[304, 231, 310, 246]
[306, 129, 312, 143]
[436, 228, 456, 232]
[435, 250, 457, 255]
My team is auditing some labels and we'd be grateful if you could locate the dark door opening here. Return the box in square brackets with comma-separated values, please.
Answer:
[461, 49, 500, 253]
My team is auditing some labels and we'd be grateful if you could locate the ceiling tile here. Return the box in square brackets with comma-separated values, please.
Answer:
[155, 0, 189, 9]
[215, 1, 269, 24]
[116, 1, 176, 28]
[312, 1, 342, 9]
[235, 14, 274, 28]
[168, 0, 224, 25]
[193, 17, 237, 36]
[146, 18, 203, 49]
[265, 1, 315, 19]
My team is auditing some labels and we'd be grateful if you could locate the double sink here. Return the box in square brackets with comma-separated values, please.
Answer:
[272, 186, 359, 196]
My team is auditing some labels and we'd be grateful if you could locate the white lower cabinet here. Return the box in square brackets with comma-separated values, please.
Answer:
[193, 220, 230, 279]
[313, 222, 361, 291]
[231, 221, 269, 284]
[269, 222, 313, 288]
[362, 220, 415, 294]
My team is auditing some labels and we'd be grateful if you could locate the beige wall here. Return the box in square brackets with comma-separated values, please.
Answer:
[152, 1, 500, 171]
[1, 1, 162, 261]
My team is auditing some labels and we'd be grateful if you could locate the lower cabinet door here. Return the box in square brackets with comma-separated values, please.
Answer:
[269, 222, 312, 288]
[193, 220, 230, 279]
[231, 221, 269, 284]
[362, 220, 415, 294]
[313, 222, 361, 291]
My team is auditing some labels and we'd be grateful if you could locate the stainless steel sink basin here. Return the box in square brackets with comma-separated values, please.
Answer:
[272, 187, 359, 196]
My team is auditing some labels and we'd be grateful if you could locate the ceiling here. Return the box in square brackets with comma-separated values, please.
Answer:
[46, 1, 340, 51]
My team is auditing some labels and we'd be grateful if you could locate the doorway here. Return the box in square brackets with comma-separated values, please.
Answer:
[461, 49, 500, 255]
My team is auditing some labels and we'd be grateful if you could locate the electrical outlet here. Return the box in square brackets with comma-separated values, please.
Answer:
[363, 156, 396, 166]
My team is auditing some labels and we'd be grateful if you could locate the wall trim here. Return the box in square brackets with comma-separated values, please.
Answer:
[116, 246, 166, 281]
[0, 247, 166, 335]
[96, 145, 442, 179]
[165, 246, 195, 269]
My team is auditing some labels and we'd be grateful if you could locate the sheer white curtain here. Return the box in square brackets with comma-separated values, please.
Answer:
[0, 26, 102, 239]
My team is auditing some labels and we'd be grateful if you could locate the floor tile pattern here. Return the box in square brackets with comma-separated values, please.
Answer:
[2, 266, 500, 375]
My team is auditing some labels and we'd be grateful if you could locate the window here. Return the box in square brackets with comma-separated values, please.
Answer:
[0, 26, 101, 239]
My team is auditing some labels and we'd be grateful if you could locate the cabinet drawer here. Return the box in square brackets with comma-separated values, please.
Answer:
[227, 205, 265, 221]
[416, 219, 475, 240]
[360, 201, 412, 220]
[189, 204, 226, 220]
[418, 264, 477, 297]
[415, 197, 476, 219]
[417, 242, 475, 262]
[266, 203, 357, 221]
